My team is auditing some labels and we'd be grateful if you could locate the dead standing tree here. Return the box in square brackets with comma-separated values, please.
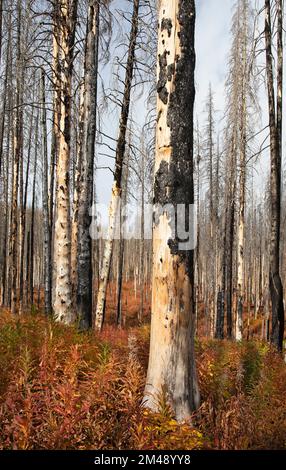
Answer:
[76, 0, 100, 330]
[53, 0, 78, 323]
[144, 0, 200, 421]
[265, 0, 284, 352]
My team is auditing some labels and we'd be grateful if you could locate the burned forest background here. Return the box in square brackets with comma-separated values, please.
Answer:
[0, 0, 286, 451]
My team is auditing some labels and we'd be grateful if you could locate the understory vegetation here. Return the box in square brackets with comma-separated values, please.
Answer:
[0, 310, 285, 450]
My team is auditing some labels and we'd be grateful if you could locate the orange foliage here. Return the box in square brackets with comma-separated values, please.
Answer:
[0, 312, 285, 450]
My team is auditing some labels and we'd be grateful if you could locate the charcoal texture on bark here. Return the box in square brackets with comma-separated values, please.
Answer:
[144, 0, 199, 421]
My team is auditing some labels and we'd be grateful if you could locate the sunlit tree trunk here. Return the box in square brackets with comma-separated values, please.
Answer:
[50, 3, 61, 307]
[53, 0, 78, 323]
[71, 82, 84, 306]
[41, 70, 52, 315]
[144, 0, 199, 421]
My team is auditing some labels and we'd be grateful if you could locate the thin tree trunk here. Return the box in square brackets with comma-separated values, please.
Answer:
[71, 81, 84, 305]
[116, 148, 130, 326]
[0, 12, 11, 180]
[9, 0, 23, 314]
[41, 70, 52, 314]
[139, 143, 145, 324]
[30, 114, 39, 306]
[77, 0, 100, 330]
[19, 89, 34, 310]
[49, 3, 61, 307]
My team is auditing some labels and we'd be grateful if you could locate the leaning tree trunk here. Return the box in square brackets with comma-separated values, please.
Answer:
[144, 0, 200, 421]
[95, 0, 139, 331]
[76, 0, 100, 330]
[53, 0, 78, 323]
[265, 0, 284, 352]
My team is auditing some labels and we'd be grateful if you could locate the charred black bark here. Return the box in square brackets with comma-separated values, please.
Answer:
[154, 1, 196, 282]
[146, 0, 199, 420]
[265, 0, 284, 351]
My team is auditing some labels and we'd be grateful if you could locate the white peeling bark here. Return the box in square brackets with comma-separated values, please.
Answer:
[53, 0, 78, 324]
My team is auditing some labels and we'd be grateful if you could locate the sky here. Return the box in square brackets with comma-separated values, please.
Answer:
[195, 0, 233, 118]
[96, 0, 285, 207]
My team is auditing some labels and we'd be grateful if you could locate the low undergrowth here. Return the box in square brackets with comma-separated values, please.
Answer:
[0, 311, 285, 450]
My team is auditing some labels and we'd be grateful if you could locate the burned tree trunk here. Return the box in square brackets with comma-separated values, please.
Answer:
[144, 0, 199, 421]
[265, 0, 284, 351]
[76, 0, 100, 330]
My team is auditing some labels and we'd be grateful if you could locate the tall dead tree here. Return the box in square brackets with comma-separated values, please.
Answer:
[204, 84, 216, 336]
[265, 0, 284, 351]
[9, 0, 23, 314]
[222, 0, 256, 340]
[139, 140, 145, 324]
[41, 70, 52, 314]
[76, 0, 100, 330]
[30, 113, 39, 306]
[49, 0, 61, 302]
[95, 0, 140, 331]
[235, 0, 250, 341]
[144, 0, 199, 421]
[53, 0, 78, 323]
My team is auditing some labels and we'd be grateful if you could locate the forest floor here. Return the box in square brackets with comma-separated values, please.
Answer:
[0, 288, 286, 450]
